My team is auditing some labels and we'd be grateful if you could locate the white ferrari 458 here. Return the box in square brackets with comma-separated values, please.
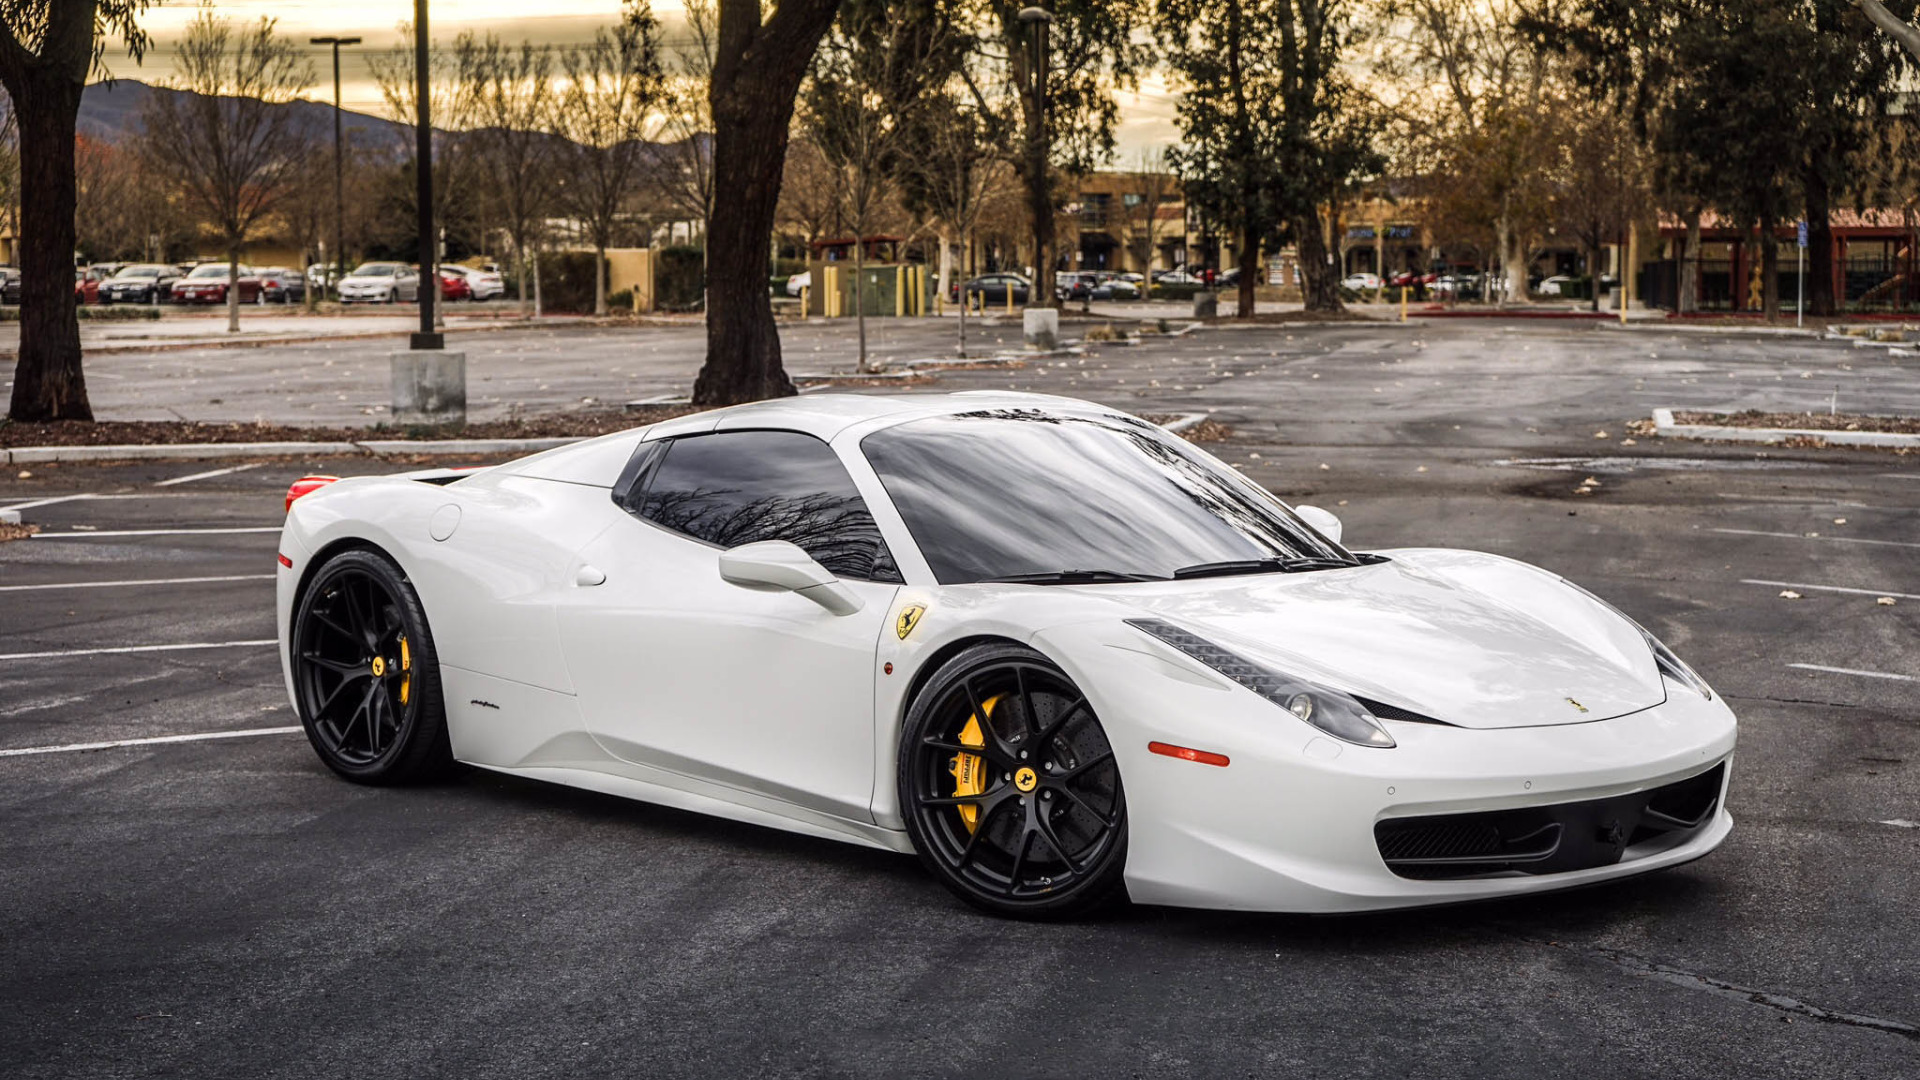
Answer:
[277, 392, 1735, 918]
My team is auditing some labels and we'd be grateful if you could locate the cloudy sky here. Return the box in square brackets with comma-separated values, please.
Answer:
[95, 0, 1181, 155]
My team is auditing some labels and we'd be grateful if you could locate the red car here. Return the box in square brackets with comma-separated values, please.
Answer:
[74, 268, 103, 304]
[171, 264, 264, 304]
[438, 268, 472, 302]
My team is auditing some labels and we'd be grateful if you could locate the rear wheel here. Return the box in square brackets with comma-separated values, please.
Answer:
[292, 548, 454, 784]
[899, 643, 1127, 919]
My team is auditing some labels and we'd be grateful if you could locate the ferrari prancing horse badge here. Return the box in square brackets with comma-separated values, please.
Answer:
[896, 604, 926, 639]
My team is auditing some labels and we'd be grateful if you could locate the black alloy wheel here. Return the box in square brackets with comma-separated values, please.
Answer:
[900, 643, 1128, 919]
[292, 548, 454, 784]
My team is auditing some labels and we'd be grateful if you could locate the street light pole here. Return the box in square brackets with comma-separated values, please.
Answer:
[411, 0, 441, 350]
[1018, 7, 1051, 308]
[309, 35, 360, 304]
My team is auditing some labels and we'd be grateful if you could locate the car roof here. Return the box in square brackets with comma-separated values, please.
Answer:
[643, 390, 1126, 442]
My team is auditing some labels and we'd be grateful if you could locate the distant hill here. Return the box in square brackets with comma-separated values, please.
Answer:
[80, 79, 415, 145]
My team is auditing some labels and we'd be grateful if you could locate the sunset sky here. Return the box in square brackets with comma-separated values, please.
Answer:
[94, 0, 1180, 155]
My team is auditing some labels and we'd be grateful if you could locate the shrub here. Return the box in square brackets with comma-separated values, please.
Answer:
[656, 245, 705, 311]
[608, 288, 634, 312]
[1151, 283, 1205, 301]
[537, 251, 603, 314]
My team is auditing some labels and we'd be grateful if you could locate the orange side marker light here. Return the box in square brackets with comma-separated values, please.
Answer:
[1148, 741, 1230, 767]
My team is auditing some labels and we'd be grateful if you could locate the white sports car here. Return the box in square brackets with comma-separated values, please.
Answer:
[276, 392, 1735, 918]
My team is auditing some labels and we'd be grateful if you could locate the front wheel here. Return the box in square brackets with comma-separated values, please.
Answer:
[899, 643, 1128, 919]
[291, 548, 455, 784]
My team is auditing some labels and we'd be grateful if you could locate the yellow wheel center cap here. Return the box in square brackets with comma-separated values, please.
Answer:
[1014, 767, 1038, 793]
[370, 656, 386, 677]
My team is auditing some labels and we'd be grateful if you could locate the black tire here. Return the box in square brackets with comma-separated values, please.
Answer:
[291, 548, 455, 785]
[898, 642, 1128, 919]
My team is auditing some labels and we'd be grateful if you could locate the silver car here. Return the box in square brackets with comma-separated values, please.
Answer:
[337, 262, 422, 303]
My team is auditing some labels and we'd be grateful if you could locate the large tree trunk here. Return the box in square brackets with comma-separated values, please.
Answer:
[7, 74, 90, 421]
[1587, 239, 1604, 313]
[692, 0, 841, 406]
[1678, 210, 1701, 315]
[1504, 240, 1532, 304]
[1236, 224, 1257, 318]
[1761, 226, 1781, 321]
[1804, 167, 1836, 317]
[1295, 211, 1342, 312]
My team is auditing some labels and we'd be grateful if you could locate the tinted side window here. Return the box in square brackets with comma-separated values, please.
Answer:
[632, 430, 901, 582]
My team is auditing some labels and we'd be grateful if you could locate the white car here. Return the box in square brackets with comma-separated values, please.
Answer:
[441, 264, 506, 301]
[1538, 275, 1571, 297]
[276, 392, 1736, 918]
[786, 270, 811, 297]
[337, 262, 421, 303]
[1343, 272, 1382, 291]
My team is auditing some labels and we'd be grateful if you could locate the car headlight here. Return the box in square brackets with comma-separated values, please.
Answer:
[1644, 629, 1713, 700]
[1561, 580, 1714, 701]
[1127, 618, 1396, 747]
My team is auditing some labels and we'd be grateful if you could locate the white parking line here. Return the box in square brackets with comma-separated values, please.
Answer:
[0, 726, 301, 758]
[1714, 493, 1869, 508]
[1882, 474, 1920, 481]
[1788, 664, 1915, 682]
[154, 463, 263, 487]
[1742, 579, 1920, 600]
[0, 574, 276, 593]
[0, 493, 96, 513]
[1711, 528, 1920, 550]
[27, 526, 282, 539]
[0, 640, 276, 661]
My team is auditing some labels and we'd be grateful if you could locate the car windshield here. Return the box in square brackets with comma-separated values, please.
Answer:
[118, 267, 162, 279]
[860, 409, 1354, 584]
[354, 264, 396, 278]
[187, 265, 228, 279]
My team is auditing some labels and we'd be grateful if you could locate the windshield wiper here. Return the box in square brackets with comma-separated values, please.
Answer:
[1171, 556, 1357, 580]
[983, 569, 1166, 585]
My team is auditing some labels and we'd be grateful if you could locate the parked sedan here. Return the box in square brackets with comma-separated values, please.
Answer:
[441, 264, 505, 301]
[100, 264, 181, 304]
[258, 267, 307, 304]
[438, 269, 472, 302]
[785, 270, 811, 297]
[337, 262, 422, 303]
[171, 263, 263, 304]
[1342, 272, 1382, 292]
[0, 267, 19, 305]
[955, 273, 1029, 306]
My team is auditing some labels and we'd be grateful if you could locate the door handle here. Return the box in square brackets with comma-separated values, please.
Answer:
[575, 564, 606, 587]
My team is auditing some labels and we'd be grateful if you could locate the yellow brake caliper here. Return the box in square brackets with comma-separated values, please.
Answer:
[949, 695, 999, 833]
[398, 635, 412, 706]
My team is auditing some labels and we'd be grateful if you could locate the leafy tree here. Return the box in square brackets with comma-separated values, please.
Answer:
[137, 7, 315, 334]
[1853, 0, 1920, 60]
[0, 0, 150, 421]
[691, 0, 845, 405]
[1160, 0, 1379, 314]
[975, 0, 1146, 306]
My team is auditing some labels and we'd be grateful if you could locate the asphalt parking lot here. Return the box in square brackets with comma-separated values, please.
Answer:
[2, 320, 1917, 1078]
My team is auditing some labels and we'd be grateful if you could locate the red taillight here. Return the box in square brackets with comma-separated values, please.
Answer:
[277, 553, 293, 568]
[285, 475, 340, 512]
[1148, 741, 1230, 768]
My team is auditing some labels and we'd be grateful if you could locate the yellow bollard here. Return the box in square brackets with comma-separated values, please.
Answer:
[1400, 282, 1407, 322]
[801, 285, 809, 319]
[1006, 285, 1014, 317]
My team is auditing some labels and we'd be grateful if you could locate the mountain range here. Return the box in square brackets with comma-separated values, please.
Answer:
[80, 79, 418, 145]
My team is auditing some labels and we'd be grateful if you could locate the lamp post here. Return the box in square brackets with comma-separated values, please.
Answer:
[309, 34, 360, 302]
[411, 0, 440, 349]
[1017, 6, 1051, 307]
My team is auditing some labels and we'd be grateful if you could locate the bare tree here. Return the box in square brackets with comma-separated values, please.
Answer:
[138, 8, 315, 333]
[370, 21, 470, 316]
[1553, 101, 1648, 312]
[0, 0, 150, 421]
[804, 1, 954, 372]
[904, 91, 1012, 357]
[1124, 148, 1177, 273]
[455, 32, 556, 314]
[552, 0, 668, 316]
[656, 0, 717, 244]
[776, 137, 846, 250]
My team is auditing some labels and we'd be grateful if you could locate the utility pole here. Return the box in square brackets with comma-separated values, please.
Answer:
[1018, 7, 1051, 308]
[412, 0, 441, 350]
[310, 34, 361, 301]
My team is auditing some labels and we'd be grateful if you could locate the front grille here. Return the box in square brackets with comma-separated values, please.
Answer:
[1374, 762, 1726, 880]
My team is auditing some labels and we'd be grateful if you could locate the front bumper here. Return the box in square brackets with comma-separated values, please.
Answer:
[1037, 623, 1738, 913]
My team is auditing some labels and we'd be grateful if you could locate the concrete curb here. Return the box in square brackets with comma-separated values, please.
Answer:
[0, 508, 19, 525]
[1599, 322, 1822, 338]
[1652, 408, 1920, 449]
[1, 435, 588, 465]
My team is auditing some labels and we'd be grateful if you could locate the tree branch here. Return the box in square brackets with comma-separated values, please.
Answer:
[1852, 0, 1920, 62]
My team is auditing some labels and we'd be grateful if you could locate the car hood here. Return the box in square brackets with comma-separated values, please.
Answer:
[1108, 549, 1663, 729]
